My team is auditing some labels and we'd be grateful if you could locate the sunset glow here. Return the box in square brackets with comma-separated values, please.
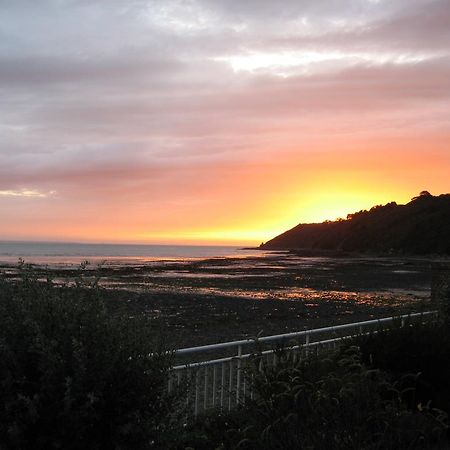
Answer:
[1, 1, 449, 245]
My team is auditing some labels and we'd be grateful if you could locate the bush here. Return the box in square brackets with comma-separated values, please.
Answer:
[353, 318, 450, 415]
[0, 265, 177, 449]
[184, 347, 448, 450]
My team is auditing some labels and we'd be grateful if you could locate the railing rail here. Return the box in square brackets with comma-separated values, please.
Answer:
[169, 310, 438, 416]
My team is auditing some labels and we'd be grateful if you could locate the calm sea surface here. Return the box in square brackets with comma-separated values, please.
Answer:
[0, 241, 260, 265]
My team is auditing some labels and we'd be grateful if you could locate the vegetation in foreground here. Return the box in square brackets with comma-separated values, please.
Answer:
[1, 266, 449, 449]
[183, 302, 450, 449]
[183, 341, 449, 449]
[0, 264, 179, 449]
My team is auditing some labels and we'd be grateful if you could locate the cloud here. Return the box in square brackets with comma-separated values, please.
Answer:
[0, 189, 55, 198]
[0, 0, 449, 241]
[0, 55, 183, 87]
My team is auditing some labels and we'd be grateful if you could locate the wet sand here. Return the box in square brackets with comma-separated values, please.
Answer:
[0, 253, 439, 348]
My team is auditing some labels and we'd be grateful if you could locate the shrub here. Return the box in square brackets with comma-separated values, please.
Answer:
[0, 265, 177, 449]
[236, 346, 448, 449]
[183, 346, 448, 450]
[353, 317, 450, 415]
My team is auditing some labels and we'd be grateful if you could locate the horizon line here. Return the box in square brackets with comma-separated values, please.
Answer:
[0, 239, 257, 248]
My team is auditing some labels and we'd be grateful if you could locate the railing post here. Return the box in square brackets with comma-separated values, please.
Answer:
[242, 370, 246, 404]
[204, 366, 209, 411]
[168, 372, 172, 393]
[194, 371, 199, 417]
[220, 362, 225, 410]
[228, 359, 234, 411]
[305, 331, 310, 356]
[236, 345, 242, 404]
[186, 369, 190, 411]
[212, 365, 217, 408]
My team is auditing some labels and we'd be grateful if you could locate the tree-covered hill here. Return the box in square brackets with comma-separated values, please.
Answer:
[260, 192, 450, 255]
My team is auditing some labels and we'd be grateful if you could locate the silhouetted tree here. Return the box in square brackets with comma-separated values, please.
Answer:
[412, 190, 432, 201]
[261, 193, 450, 255]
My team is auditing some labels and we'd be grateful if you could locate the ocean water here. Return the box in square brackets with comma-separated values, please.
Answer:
[0, 241, 260, 266]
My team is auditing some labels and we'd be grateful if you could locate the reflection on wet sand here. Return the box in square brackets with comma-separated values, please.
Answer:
[0, 253, 439, 347]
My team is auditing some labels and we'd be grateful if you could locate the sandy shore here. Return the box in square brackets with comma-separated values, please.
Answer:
[1, 253, 438, 348]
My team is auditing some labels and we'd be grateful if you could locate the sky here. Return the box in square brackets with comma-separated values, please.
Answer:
[1, 0, 449, 245]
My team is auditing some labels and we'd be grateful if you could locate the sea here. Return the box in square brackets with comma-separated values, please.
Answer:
[0, 241, 260, 266]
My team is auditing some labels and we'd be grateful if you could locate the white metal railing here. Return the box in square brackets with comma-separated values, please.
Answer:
[168, 311, 438, 416]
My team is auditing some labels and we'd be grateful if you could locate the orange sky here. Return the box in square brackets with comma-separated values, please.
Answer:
[2, 139, 448, 246]
[1, 1, 449, 245]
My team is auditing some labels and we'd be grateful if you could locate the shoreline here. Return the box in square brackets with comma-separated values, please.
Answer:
[250, 246, 450, 259]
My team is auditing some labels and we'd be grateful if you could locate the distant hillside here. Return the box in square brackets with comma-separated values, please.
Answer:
[260, 192, 450, 255]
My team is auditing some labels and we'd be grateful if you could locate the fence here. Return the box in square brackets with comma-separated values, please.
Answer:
[169, 310, 438, 417]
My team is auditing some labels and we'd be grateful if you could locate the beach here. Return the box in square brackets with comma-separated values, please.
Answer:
[0, 243, 438, 348]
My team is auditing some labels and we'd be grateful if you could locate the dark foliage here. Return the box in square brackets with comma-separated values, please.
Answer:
[183, 347, 448, 450]
[261, 193, 450, 255]
[0, 265, 178, 450]
[352, 318, 450, 416]
[2, 263, 450, 449]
